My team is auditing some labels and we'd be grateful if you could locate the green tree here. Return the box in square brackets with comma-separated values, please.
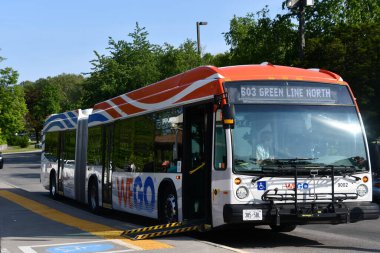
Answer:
[83, 23, 161, 107]
[48, 74, 85, 111]
[157, 39, 203, 79]
[0, 66, 28, 141]
[224, 7, 298, 66]
[299, 0, 380, 35]
[23, 78, 61, 142]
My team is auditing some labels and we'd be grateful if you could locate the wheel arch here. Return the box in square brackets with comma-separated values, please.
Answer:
[158, 178, 177, 202]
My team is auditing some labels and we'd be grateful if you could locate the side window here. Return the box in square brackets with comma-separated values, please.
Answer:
[63, 130, 76, 163]
[113, 120, 134, 172]
[111, 107, 183, 173]
[154, 108, 183, 173]
[134, 115, 155, 172]
[87, 126, 102, 166]
[214, 110, 227, 170]
[45, 132, 59, 162]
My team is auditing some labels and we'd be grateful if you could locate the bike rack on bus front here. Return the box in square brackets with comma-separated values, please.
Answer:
[261, 164, 358, 225]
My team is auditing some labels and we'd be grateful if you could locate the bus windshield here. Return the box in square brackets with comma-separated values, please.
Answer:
[232, 104, 368, 174]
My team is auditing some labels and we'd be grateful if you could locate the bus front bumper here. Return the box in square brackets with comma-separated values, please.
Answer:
[223, 202, 379, 225]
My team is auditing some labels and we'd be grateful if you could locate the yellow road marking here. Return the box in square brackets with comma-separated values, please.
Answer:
[0, 190, 172, 250]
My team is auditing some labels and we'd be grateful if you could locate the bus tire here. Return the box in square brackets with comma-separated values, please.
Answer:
[88, 180, 99, 213]
[49, 172, 59, 200]
[270, 224, 297, 232]
[159, 186, 178, 224]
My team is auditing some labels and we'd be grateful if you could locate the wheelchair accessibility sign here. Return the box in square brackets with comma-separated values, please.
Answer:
[257, 181, 266, 191]
[18, 240, 135, 253]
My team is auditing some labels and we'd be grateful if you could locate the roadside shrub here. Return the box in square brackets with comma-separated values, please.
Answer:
[18, 135, 29, 148]
[7, 135, 30, 148]
[0, 129, 7, 145]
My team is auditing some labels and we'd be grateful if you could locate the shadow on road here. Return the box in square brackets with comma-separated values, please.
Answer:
[192, 227, 322, 248]
[9, 173, 40, 179]
[309, 245, 380, 253]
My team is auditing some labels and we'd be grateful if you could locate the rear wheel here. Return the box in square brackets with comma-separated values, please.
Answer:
[88, 180, 99, 213]
[49, 172, 59, 199]
[270, 224, 297, 232]
[159, 187, 178, 224]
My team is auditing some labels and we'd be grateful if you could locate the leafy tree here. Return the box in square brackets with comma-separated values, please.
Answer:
[224, 7, 298, 66]
[48, 74, 85, 111]
[299, 0, 380, 35]
[83, 23, 161, 107]
[23, 78, 60, 142]
[157, 40, 203, 79]
[0, 66, 28, 141]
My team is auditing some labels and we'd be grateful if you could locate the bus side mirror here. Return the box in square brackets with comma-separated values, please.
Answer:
[222, 104, 235, 129]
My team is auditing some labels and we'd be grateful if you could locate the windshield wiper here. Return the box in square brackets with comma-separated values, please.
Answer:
[261, 157, 318, 166]
[326, 165, 361, 181]
[235, 159, 257, 166]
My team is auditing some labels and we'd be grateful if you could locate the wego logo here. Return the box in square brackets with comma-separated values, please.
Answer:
[116, 176, 155, 212]
[116, 178, 133, 207]
[283, 183, 296, 189]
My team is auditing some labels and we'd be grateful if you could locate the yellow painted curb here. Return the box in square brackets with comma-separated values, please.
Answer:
[0, 190, 173, 250]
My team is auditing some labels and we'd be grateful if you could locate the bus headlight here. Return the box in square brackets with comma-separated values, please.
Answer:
[236, 186, 249, 199]
[356, 184, 368, 197]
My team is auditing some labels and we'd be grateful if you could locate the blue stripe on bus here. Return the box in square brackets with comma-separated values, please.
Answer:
[88, 113, 109, 124]
[44, 112, 78, 127]
[44, 121, 66, 132]
[63, 119, 74, 128]
[67, 111, 78, 124]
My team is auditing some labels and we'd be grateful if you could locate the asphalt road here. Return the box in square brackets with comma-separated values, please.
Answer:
[1, 152, 379, 253]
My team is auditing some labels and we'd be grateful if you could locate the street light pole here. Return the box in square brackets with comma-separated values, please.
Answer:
[286, 0, 314, 62]
[299, 0, 305, 62]
[196, 21, 208, 55]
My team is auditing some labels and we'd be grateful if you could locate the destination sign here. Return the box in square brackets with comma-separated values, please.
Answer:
[225, 81, 353, 105]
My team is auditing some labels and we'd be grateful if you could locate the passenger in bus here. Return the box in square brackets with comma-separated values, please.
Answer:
[256, 131, 274, 162]
[162, 160, 177, 173]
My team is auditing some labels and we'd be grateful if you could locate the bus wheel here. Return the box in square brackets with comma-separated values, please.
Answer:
[88, 181, 99, 213]
[49, 172, 59, 199]
[159, 187, 178, 224]
[270, 224, 297, 232]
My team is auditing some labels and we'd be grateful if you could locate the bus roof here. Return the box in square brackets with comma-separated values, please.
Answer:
[43, 109, 92, 133]
[88, 64, 347, 126]
[217, 64, 345, 83]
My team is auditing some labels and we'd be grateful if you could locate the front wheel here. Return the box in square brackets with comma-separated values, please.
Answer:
[270, 224, 297, 232]
[159, 187, 178, 224]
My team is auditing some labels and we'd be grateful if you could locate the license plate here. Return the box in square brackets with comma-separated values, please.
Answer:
[242, 209, 262, 221]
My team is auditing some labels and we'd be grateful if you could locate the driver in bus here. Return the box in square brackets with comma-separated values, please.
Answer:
[256, 131, 274, 163]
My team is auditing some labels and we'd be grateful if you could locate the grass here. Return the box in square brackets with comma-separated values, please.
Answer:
[1, 143, 41, 154]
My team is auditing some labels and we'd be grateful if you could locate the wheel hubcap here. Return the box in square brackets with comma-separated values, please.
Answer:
[164, 194, 177, 222]
[91, 187, 97, 209]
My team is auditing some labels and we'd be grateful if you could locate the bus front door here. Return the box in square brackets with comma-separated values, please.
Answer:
[102, 125, 113, 209]
[183, 104, 212, 222]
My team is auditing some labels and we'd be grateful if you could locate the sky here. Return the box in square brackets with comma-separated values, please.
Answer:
[0, 0, 285, 82]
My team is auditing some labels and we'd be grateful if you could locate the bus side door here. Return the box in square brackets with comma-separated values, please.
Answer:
[102, 124, 113, 208]
[183, 103, 212, 222]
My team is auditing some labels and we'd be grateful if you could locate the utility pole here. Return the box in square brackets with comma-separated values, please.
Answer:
[196, 21, 208, 55]
[299, 0, 306, 62]
[287, 0, 314, 62]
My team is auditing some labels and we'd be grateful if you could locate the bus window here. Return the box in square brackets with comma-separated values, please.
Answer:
[214, 110, 227, 170]
[154, 108, 183, 173]
[87, 126, 102, 166]
[45, 132, 59, 162]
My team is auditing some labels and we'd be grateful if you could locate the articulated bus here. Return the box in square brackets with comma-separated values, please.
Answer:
[41, 64, 379, 231]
